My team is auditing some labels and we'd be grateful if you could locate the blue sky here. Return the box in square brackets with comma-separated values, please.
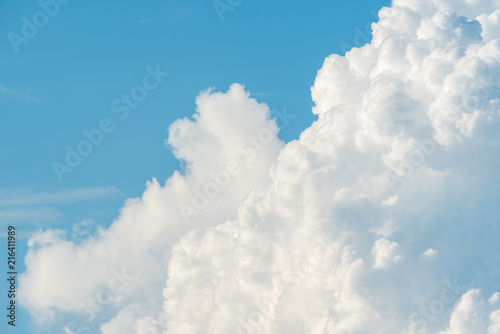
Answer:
[2, 0, 500, 333]
[1, 0, 390, 332]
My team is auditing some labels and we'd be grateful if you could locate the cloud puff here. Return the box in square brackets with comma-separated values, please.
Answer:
[19, 83, 283, 331]
[19, 0, 500, 333]
[372, 238, 402, 268]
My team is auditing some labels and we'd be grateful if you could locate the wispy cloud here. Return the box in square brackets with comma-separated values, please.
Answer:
[0, 186, 121, 206]
[0, 85, 41, 103]
[0, 207, 62, 224]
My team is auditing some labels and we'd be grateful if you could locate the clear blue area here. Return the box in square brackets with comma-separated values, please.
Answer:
[0, 0, 390, 332]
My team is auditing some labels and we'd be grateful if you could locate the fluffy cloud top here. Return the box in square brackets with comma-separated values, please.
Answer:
[20, 0, 500, 333]
[20, 83, 283, 330]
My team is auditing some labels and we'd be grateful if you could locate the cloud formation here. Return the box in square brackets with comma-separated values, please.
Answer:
[19, 0, 500, 333]
[19, 83, 283, 332]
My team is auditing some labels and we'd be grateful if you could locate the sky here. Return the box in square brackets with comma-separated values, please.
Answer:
[0, 0, 387, 235]
[1, 0, 500, 333]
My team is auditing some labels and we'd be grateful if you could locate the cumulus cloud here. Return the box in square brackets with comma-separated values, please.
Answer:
[19, 83, 283, 331]
[19, 0, 500, 333]
[372, 238, 402, 268]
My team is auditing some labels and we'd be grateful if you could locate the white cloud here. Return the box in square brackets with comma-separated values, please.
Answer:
[372, 238, 402, 268]
[438, 289, 499, 334]
[489, 308, 500, 334]
[18, 0, 500, 333]
[422, 248, 439, 258]
[19, 83, 283, 331]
